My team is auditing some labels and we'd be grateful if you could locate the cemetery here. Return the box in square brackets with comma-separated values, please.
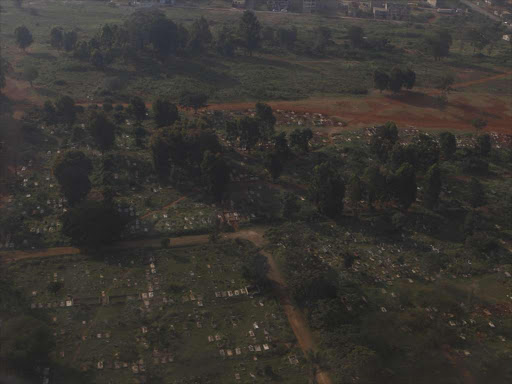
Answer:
[5, 242, 308, 383]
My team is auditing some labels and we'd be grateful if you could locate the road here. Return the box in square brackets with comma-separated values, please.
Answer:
[459, 0, 509, 25]
[0, 227, 333, 384]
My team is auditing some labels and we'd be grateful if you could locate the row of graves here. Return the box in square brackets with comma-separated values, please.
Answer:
[8, 241, 308, 383]
[276, 224, 512, 362]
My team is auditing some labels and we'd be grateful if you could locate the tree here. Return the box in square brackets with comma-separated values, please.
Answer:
[152, 98, 179, 127]
[437, 73, 455, 94]
[439, 131, 457, 159]
[22, 65, 38, 87]
[373, 69, 389, 93]
[73, 41, 91, 60]
[238, 10, 261, 56]
[309, 162, 345, 218]
[201, 151, 230, 201]
[50, 26, 64, 50]
[215, 26, 236, 57]
[475, 133, 491, 156]
[62, 200, 125, 248]
[282, 192, 300, 219]
[63, 30, 78, 52]
[0, 316, 54, 372]
[0, 58, 8, 92]
[313, 26, 332, 54]
[14, 25, 33, 51]
[87, 111, 116, 150]
[273, 131, 289, 159]
[363, 165, 387, 209]
[42, 100, 57, 126]
[265, 152, 284, 181]
[53, 150, 93, 205]
[237, 116, 261, 151]
[90, 50, 105, 69]
[370, 121, 398, 161]
[348, 174, 363, 213]
[347, 26, 364, 48]
[179, 92, 208, 113]
[423, 30, 452, 61]
[127, 96, 147, 122]
[411, 133, 440, 171]
[289, 128, 313, 153]
[471, 118, 487, 133]
[255, 102, 276, 141]
[55, 95, 76, 128]
[389, 67, 405, 93]
[403, 68, 416, 90]
[134, 125, 147, 147]
[424, 163, 441, 209]
[469, 177, 485, 208]
[390, 162, 416, 210]
[149, 17, 178, 58]
[187, 16, 212, 54]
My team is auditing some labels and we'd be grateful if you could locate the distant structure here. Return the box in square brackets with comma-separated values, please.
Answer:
[232, 0, 255, 8]
[268, 0, 289, 11]
[303, 0, 317, 12]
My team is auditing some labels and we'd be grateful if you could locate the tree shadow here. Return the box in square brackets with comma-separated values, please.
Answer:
[29, 52, 58, 61]
[385, 91, 442, 109]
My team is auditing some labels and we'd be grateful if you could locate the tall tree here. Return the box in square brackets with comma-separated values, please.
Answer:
[187, 17, 212, 54]
[127, 96, 147, 122]
[238, 10, 261, 56]
[347, 26, 364, 48]
[238, 116, 261, 151]
[215, 26, 236, 57]
[55, 95, 76, 128]
[53, 150, 93, 205]
[423, 30, 452, 61]
[370, 121, 398, 161]
[469, 177, 485, 208]
[153, 99, 179, 127]
[62, 200, 125, 249]
[14, 25, 33, 51]
[50, 27, 64, 50]
[149, 17, 178, 58]
[63, 30, 78, 52]
[179, 92, 208, 113]
[201, 151, 230, 201]
[373, 69, 389, 93]
[22, 65, 38, 87]
[265, 152, 284, 181]
[0, 316, 54, 372]
[403, 68, 416, 90]
[255, 102, 276, 141]
[309, 162, 346, 218]
[273, 131, 289, 159]
[390, 162, 416, 210]
[475, 133, 491, 156]
[87, 110, 116, 150]
[389, 67, 405, 94]
[289, 128, 313, 153]
[471, 118, 487, 133]
[424, 163, 441, 209]
[439, 131, 457, 159]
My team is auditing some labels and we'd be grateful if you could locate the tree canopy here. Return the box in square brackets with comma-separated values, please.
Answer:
[53, 150, 93, 205]
[309, 162, 346, 218]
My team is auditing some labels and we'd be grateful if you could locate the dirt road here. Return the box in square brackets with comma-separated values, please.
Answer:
[0, 227, 332, 384]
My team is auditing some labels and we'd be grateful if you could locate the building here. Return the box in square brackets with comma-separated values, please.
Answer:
[503, 34, 511, 41]
[268, 0, 289, 10]
[427, 0, 437, 7]
[386, 2, 410, 19]
[303, 0, 317, 12]
[373, 6, 388, 17]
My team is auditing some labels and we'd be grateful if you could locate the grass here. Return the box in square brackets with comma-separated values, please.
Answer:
[2, 1, 511, 104]
[7, 242, 307, 383]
